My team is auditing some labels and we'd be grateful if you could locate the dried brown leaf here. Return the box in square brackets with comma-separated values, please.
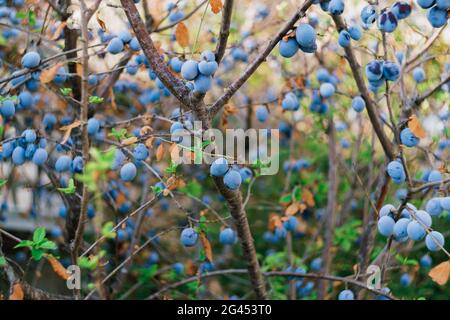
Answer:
[407, 114, 426, 139]
[9, 283, 24, 300]
[210, 0, 223, 14]
[429, 260, 450, 286]
[40, 63, 63, 84]
[200, 232, 213, 262]
[175, 22, 189, 48]
[46, 255, 69, 280]
[156, 144, 165, 161]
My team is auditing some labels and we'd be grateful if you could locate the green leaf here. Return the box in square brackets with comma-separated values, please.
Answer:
[165, 161, 178, 174]
[60, 87, 72, 96]
[0, 179, 7, 188]
[57, 178, 76, 194]
[14, 240, 34, 248]
[101, 221, 116, 239]
[33, 227, 46, 243]
[89, 96, 104, 104]
[0, 255, 6, 267]
[31, 248, 44, 261]
[38, 240, 57, 250]
[279, 194, 292, 204]
[78, 256, 99, 270]
[109, 128, 128, 140]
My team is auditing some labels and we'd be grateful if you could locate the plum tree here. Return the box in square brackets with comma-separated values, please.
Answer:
[0, 0, 448, 303]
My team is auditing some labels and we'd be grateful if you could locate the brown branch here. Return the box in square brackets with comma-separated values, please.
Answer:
[146, 269, 397, 300]
[317, 118, 338, 299]
[120, 0, 192, 108]
[405, 26, 446, 69]
[413, 72, 450, 107]
[212, 176, 267, 299]
[71, 2, 90, 299]
[331, 15, 395, 160]
[208, 0, 314, 116]
[214, 0, 234, 64]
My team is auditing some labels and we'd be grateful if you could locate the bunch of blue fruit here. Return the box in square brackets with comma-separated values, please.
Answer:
[365, 59, 401, 92]
[278, 23, 318, 58]
[417, 0, 450, 28]
[377, 197, 449, 252]
[178, 50, 218, 94]
[361, 1, 412, 32]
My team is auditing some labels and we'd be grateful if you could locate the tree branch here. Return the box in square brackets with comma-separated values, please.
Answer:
[146, 269, 397, 300]
[211, 176, 268, 299]
[120, 0, 192, 108]
[208, 0, 313, 116]
[214, 0, 234, 64]
[331, 15, 395, 160]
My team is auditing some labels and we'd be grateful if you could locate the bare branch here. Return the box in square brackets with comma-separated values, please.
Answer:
[209, 0, 314, 116]
[120, 0, 191, 108]
[214, 0, 234, 64]
[332, 15, 396, 160]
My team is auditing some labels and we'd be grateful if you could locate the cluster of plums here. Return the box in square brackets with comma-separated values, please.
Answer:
[278, 23, 318, 58]
[180, 226, 237, 248]
[377, 198, 449, 252]
[177, 50, 218, 94]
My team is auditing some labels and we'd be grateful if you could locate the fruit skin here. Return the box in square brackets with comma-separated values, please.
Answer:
[198, 60, 218, 76]
[391, 1, 412, 20]
[0, 100, 16, 118]
[417, 0, 436, 9]
[427, 6, 448, 28]
[107, 37, 124, 54]
[87, 75, 98, 86]
[338, 30, 351, 48]
[400, 128, 420, 147]
[426, 198, 443, 216]
[87, 118, 100, 136]
[180, 227, 198, 247]
[380, 204, 396, 218]
[427, 170, 442, 183]
[352, 96, 366, 112]
[348, 24, 362, 41]
[338, 290, 354, 300]
[400, 273, 411, 287]
[133, 143, 149, 161]
[12, 146, 26, 165]
[412, 67, 425, 83]
[281, 92, 299, 111]
[425, 231, 445, 251]
[255, 105, 269, 122]
[377, 215, 395, 237]
[435, 0, 450, 9]
[55, 155, 72, 172]
[361, 5, 378, 24]
[415, 210, 432, 228]
[393, 218, 410, 241]
[71, 156, 83, 173]
[279, 38, 299, 58]
[440, 197, 450, 211]
[181, 60, 199, 80]
[320, 82, 336, 98]
[169, 57, 183, 73]
[387, 160, 405, 180]
[120, 162, 137, 181]
[378, 10, 398, 33]
[223, 170, 242, 190]
[328, 0, 345, 15]
[310, 257, 322, 271]
[239, 167, 253, 182]
[193, 74, 212, 93]
[382, 61, 400, 81]
[219, 228, 237, 245]
[201, 50, 216, 62]
[420, 254, 432, 268]
[365, 60, 384, 81]
[129, 37, 141, 51]
[295, 23, 316, 48]
[407, 221, 426, 241]
[32, 148, 48, 165]
[21, 51, 41, 68]
[210, 157, 229, 177]
[23, 129, 36, 143]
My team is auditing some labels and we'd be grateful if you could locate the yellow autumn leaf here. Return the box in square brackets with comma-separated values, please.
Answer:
[156, 144, 165, 161]
[200, 231, 213, 262]
[46, 255, 69, 280]
[40, 63, 63, 84]
[175, 22, 189, 48]
[302, 188, 315, 207]
[9, 283, 24, 300]
[60, 120, 82, 145]
[429, 260, 450, 286]
[407, 114, 426, 139]
[121, 137, 138, 146]
[210, 0, 223, 14]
